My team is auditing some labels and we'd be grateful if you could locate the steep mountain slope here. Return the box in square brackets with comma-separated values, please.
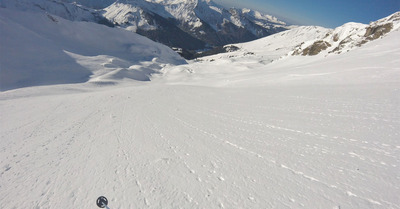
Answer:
[102, 0, 290, 50]
[0, 0, 112, 25]
[103, 1, 207, 50]
[2, 0, 291, 54]
[0, 6, 185, 91]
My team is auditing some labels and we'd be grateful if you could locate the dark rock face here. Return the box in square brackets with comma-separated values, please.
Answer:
[301, 41, 332, 56]
[364, 23, 393, 41]
[292, 41, 332, 56]
[136, 12, 206, 50]
[173, 45, 240, 60]
[331, 38, 352, 54]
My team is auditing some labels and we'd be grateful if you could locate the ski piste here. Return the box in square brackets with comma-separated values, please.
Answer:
[96, 196, 110, 209]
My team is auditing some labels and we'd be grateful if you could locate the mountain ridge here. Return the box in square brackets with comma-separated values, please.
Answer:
[195, 11, 400, 63]
[0, 0, 399, 90]
[1, 0, 291, 55]
[103, 0, 291, 51]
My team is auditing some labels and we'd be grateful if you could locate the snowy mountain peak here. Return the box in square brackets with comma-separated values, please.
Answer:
[289, 11, 400, 56]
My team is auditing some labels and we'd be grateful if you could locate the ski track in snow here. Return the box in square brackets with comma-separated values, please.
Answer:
[1, 83, 399, 209]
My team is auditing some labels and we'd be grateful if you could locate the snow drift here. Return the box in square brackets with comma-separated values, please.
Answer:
[0, 5, 185, 91]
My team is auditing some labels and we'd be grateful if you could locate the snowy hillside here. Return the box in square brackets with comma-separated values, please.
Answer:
[0, 0, 111, 24]
[192, 26, 331, 63]
[191, 12, 400, 65]
[291, 12, 400, 56]
[1, 3, 400, 209]
[0, 6, 185, 91]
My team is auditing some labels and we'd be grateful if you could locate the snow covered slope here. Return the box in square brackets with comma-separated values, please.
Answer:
[158, 21, 400, 87]
[192, 26, 331, 63]
[1, 27, 399, 208]
[0, 0, 111, 24]
[291, 12, 400, 56]
[0, 6, 185, 91]
[1, 6, 400, 209]
[190, 12, 400, 65]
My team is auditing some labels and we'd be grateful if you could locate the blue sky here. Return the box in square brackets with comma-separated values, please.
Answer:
[213, 0, 400, 28]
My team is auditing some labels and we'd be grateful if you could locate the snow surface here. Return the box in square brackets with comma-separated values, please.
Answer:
[0, 0, 102, 22]
[0, 7, 185, 91]
[1, 4, 400, 209]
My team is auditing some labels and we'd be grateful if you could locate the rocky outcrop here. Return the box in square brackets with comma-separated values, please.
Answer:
[291, 12, 400, 56]
[293, 41, 331, 56]
[364, 23, 393, 41]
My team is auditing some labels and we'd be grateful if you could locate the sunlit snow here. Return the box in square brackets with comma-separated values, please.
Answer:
[0, 3, 399, 209]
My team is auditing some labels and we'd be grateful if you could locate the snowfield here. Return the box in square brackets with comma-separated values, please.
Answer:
[1, 4, 400, 209]
[0, 7, 185, 91]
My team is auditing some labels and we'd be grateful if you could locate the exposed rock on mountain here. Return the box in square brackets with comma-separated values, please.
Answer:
[291, 12, 400, 56]
[101, 0, 291, 51]
[193, 12, 400, 64]
[296, 41, 332, 56]
[2, 0, 291, 58]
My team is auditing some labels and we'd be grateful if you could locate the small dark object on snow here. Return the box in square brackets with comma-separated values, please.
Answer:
[96, 196, 108, 208]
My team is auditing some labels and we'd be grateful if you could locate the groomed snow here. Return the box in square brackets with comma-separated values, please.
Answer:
[1, 5, 400, 209]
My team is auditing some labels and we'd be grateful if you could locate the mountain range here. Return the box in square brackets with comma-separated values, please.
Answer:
[1, 0, 291, 58]
[1, 0, 399, 90]
[196, 12, 400, 63]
